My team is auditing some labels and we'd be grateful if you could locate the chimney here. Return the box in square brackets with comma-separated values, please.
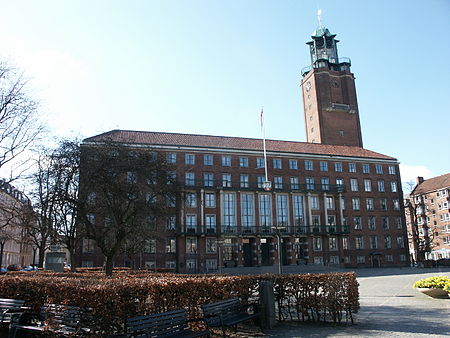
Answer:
[416, 176, 424, 185]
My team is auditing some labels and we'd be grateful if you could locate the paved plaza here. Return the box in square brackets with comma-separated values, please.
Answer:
[260, 267, 450, 337]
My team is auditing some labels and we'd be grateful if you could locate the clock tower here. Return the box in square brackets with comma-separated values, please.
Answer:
[301, 27, 363, 147]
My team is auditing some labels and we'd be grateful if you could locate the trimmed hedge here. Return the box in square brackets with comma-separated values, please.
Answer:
[0, 271, 359, 336]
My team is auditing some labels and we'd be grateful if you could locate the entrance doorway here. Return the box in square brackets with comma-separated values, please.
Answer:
[261, 239, 271, 266]
[243, 241, 253, 267]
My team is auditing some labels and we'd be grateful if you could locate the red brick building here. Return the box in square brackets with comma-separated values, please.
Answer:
[405, 174, 450, 263]
[79, 26, 409, 272]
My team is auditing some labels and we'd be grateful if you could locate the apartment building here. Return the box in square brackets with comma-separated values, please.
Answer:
[405, 173, 450, 262]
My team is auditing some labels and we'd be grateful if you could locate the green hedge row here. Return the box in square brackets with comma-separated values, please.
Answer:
[0, 271, 359, 336]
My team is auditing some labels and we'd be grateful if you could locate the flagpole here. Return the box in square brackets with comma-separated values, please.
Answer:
[260, 107, 271, 191]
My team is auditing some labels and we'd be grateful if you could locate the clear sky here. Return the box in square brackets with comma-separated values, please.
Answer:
[1, 0, 449, 188]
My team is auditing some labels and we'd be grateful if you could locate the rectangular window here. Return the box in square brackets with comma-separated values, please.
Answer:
[313, 237, 322, 251]
[397, 236, 405, 248]
[384, 235, 391, 249]
[204, 173, 214, 187]
[205, 259, 217, 271]
[390, 181, 398, 193]
[186, 215, 197, 231]
[319, 161, 328, 171]
[395, 217, 402, 229]
[127, 171, 137, 184]
[306, 177, 314, 190]
[256, 158, 265, 168]
[257, 176, 265, 188]
[350, 179, 358, 192]
[204, 154, 213, 166]
[205, 215, 216, 232]
[206, 238, 217, 253]
[310, 195, 319, 209]
[222, 173, 232, 187]
[239, 157, 249, 167]
[377, 180, 385, 192]
[292, 195, 304, 226]
[325, 196, 334, 209]
[222, 193, 236, 228]
[349, 163, 356, 173]
[166, 195, 176, 207]
[82, 239, 95, 253]
[376, 164, 383, 174]
[304, 160, 313, 171]
[185, 154, 195, 165]
[166, 215, 176, 230]
[166, 238, 177, 253]
[222, 155, 231, 166]
[393, 199, 400, 210]
[366, 198, 374, 211]
[167, 152, 176, 163]
[259, 194, 272, 228]
[385, 255, 393, 262]
[334, 162, 343, 172]
[274, 176, 283, 189]
[388, 165, 396, 175]
[185, 172, 195, 186]
[321, 177, 330, 191]
[290, 177, 299, 190]
[240, 174, 249, 188]
[312, 215, 320, 226]
[186, 237, 197, 253]
[166, 260, 176, 269]
[354, 216, 362, 230]
[370, 235, 378, 249]
[273, 159, 282, 169]
[364, 179, 372, 192]
[144, 239, 156, 253]
[355, 236, 364, 249]
[241, 194, 254, 228]
[329, 237, 338, 250]
[380, 198, 387, 210]
[352, 197, 360, 211]
[289, 159, 298, 170]
[368, 216, 376, 230]
[205, 193, 215, 208]
[276, 194, 289, 226]
[362, 164, 370, 174]
[343, 236, 348, 250]
[185, 192, 197, 208]
[357, 256, 365, 264]
[382, 217, 389, 230]
[327, 215, 336, 226]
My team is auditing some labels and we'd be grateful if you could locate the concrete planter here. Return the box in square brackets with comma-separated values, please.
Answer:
[416, 288, 449, 299]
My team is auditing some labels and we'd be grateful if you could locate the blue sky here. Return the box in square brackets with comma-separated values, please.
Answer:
[1, 0, 449, 187]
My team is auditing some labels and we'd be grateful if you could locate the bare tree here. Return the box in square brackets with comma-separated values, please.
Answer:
[0, 61, 45, 181]
[79, 141, 178, 276]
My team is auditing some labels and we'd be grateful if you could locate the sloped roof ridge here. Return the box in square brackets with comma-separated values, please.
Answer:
[412, 172, 450, 195]
[83, 129, 396, 160]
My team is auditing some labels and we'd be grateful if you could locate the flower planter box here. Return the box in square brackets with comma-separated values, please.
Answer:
[416, 288, 449, 299]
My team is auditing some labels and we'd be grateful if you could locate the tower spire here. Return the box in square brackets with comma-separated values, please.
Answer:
[317, 9, 323, 29]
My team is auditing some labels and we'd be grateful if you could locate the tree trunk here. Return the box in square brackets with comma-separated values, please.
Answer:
[105, 256, 114, 276]
[38, 246, 46, 268]
[69, 249, 77, 272]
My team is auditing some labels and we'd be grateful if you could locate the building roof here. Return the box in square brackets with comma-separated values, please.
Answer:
[411, 173, 450, 195]
[84, 130, 396, 161]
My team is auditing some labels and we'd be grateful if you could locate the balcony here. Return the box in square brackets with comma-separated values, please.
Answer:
[182, 180, 345, 194]
[178, 224, 349, 236]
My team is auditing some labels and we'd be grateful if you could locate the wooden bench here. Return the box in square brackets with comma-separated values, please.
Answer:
[8, 303, 85, 337]
[0, 298, 25, 327]
[201, 298, 260, 337]
[123, 309, 210, 338]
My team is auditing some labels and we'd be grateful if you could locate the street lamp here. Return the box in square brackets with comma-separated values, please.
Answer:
[272, 225, 286, 274]
[217, 239, 224, 274]
[32, 244, 37, 268]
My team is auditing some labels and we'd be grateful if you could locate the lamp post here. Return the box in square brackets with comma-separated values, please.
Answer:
[217, 239, 224, 274]
[272, 226, 286, 274]
[32, 244, 37, 268]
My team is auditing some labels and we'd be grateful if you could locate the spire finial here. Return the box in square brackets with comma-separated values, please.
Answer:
[317, 9, 323, 28]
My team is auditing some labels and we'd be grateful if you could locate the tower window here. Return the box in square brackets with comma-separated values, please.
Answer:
[339, 130, 344, 136]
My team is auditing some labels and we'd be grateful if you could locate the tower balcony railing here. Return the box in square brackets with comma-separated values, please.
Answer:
[301, 57, 351, 76]
[178, 224, 349, 236]
[182, 180, 346, 194]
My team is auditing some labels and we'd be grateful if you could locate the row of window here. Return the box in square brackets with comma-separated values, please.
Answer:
[169, 152, 396, 175]
[313, 234, 405, 251]
[314, 254, 407, 265]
